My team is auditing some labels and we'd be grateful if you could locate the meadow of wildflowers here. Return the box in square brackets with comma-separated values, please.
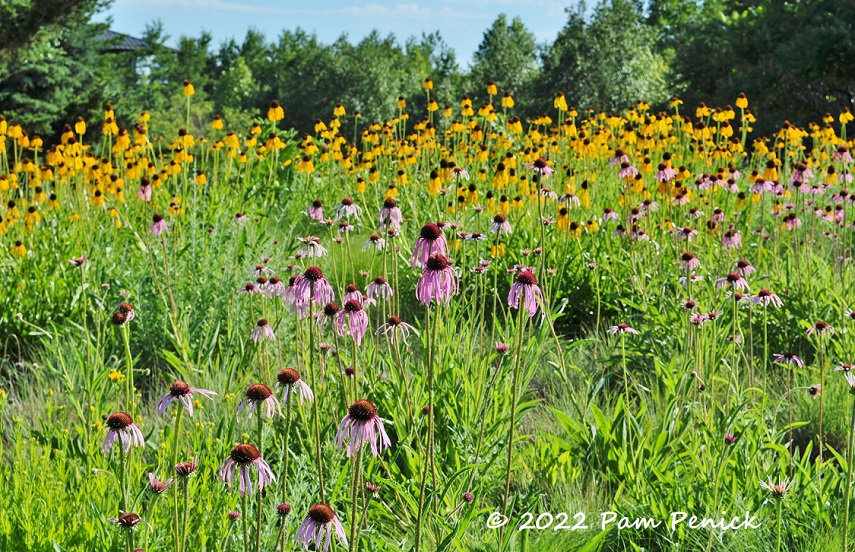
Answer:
[2, 84, 855, 552]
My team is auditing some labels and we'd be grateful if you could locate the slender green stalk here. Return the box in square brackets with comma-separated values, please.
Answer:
[172, 408, 184, 552]
[256, 412, 264, 552]
[348, 449, 363, 552]
[241, 492, 250, 552]
[121, 325, 134, 416]
[844, 394, 855, 552]
[307, 299, 326, 502]
[119, 445, 128, 512]
[501, 305, 527, 530]
[775, 499, 783, 552]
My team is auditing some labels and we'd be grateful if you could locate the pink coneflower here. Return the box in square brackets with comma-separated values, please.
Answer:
[687, 207, 704, 219]
[735, 259, 755, 277]
[712, 208, 726, 222]
[608, 323, 638, 335]
[156, 381, 217, 416]
[264, 276, 285, 298]
[237, 384, 281, 419]
[342, 284, 361, 304]
[751, 179, 770, 194]
[836, 364, 854, 372]
[508, 270, 543, 317]
[69, 255, 87, 266]
[416, 254, 459, 307]
[618, 162, 639, 179]
[601, 207, 619, 222]
[640, 199, 659, 212]
[336, 399, 391, 457]
[452, 166, 470, 180]
[219, 443, 275, 496]
[807, 320, 834, 337]
[784, 213, 802, 230]
[336, 300, 369, 345]
[721, 230, 742, 248]
[467, 232, 488, 242]
[295, 266, 334, 307]
[790, 163, 814, 183]
[307, 199, 324, 221]
[609, 148, 630, 166]
[559, 193, 581, 207]
[297, 236, 328, 258]
[672, 194, 690, 206]
[276, 368, 313, 405]
[490, 213, 512, 236]
[148, 472, 174, 495]
[724, 431, 738, 445]
[677, 226, 697, 241]
[375, 315, 418, 343]
[715, 272, 749, 291]
[362, 233, 386, 252]
[690, 312, 711, 325]
[525, 157, 554, 176]
[656, 163, 678, 182]
[107, 511, 148, 530]
[411, 223, 447, 267]
[232, 212, 248, 223]
[237, 282, 262, 295]
[753, 289, 783, 307]
[315, 302, 340, 326]
[150, 213, 168, 236]
[366, 276, 393, 300]
[251, 318, 275, 342]
[102, 412, 145, 456]
[833, 146, 853, 163]
[773, 353, 804, 368]
[680, 252, 700, 271]
[679, 274, 704, 287]
[333, 196, 362, 219]
[377, 198, 403, 230]
[759, 477, 793, 498]
[295, 504, 348, 551]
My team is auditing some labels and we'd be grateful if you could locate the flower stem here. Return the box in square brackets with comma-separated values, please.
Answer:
[172, 408, 183, 552]
[775, 499, 783, 552]
[844, 395, 855, 552]
[501, 305, 527, 542]
[241, 492, 250, 552]
[308, 299, 326, 502]
[256, 413, 264, 552]
[348, 448, 363, 552]
[122, 325, 134, 416]
[119, 445, 128, 512]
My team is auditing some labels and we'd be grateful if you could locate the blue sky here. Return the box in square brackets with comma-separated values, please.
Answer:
[94, 0, 572, 67]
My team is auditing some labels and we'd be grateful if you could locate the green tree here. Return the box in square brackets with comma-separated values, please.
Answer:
[538, 1, 669, 113]
[0, 0, 107, 136]
[674, 0, 855, 134]
[468, 14, 539, 108]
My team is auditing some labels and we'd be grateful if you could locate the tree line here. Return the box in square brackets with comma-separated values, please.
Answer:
[1, 0, 853, 140]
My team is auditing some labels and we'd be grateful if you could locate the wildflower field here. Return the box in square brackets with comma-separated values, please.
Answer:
[2, 84, 855, 552]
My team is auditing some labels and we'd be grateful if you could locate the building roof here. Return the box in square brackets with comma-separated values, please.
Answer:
[96, 30, 168, 53]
